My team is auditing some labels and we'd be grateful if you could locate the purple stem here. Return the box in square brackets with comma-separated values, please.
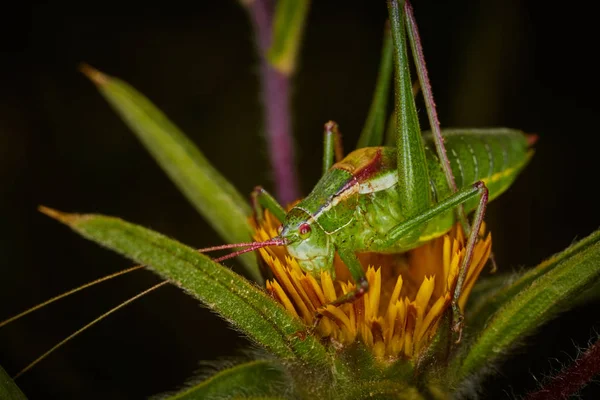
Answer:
[247, 0, 300, 204]
[525, 337, 600, 400]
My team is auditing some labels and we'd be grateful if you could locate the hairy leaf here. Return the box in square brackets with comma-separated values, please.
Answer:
[80, 65, 260, 282]
[40, 207, 329, 367]
[467, 229, 600, 333]
[455, 228, 600, 381]
[162, 360, 289, 400]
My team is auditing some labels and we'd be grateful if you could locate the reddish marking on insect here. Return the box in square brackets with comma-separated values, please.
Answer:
[353, 149, 383, 183]
[339, 149, 384, 193]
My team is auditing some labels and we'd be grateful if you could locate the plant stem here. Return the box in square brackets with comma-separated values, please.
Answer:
[525, 336, 600, 400]
[246, 0, 300, 204]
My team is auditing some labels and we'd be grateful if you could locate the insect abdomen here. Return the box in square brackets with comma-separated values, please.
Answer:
[424, 129, 532, 211]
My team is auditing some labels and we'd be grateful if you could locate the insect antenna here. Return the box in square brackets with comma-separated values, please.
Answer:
[11, 281, 168, 379]
[196, 238, 287, 263]
[0, 265, 144, 329]
[3, 239, 284, 378]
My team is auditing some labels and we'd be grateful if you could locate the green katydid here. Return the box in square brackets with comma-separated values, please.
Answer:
[198, 0, 536, 338]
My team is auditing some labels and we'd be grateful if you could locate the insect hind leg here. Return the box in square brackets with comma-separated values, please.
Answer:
[380, 180, 489, 344]
[451, 181, 488, 343]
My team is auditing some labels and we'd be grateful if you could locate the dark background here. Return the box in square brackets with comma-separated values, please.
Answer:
[1, 1, 599, 399]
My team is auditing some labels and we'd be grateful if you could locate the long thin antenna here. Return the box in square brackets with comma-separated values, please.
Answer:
[0, 265, 144, 329]
[196, 238, 284, 253]
[13, 281, 168, 380]
[213, 238, 287, 263]
[197, 237, 287, 263]
[6, 236, 285, 378]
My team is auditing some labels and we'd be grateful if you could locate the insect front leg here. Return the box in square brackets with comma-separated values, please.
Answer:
[382, 181, 489, 344]
[322, 120, 344, 174]
[312, 247, 369, 329]
[331, 247, 369, 305]
[250, 186, 286, 224]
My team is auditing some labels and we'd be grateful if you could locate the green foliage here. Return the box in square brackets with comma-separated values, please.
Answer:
[467, 229, 600, 333]
[80, 65, 261, 282]
[161, 360, 289, 399]
[267, 0, 311, 75]
[39, 207, 329, 367]
[454, 228, 600, 382]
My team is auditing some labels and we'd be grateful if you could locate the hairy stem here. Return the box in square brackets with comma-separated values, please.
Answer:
[525, 336, 600, 400]
[246, 0, 300, 204]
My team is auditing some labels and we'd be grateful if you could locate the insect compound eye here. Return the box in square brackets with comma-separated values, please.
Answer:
[298, 223, 311, 239]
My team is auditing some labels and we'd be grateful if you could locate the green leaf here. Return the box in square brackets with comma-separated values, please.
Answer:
[356, 24, 393, 149]
[80, 65, 261, 283]
[0, 365, 27, 400]
[40, 207, 329, 368]
[454, 228, 600, 381]
[162, 360, 289, 399]
[467, 229, 600, 333]
[267, 0, 311, 75]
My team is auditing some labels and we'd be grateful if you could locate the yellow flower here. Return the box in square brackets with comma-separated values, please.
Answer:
[252, 209, 492, 361]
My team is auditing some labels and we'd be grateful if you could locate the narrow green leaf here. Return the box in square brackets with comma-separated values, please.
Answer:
[467, 229, 600, 333]
[356, 25, 393, 149]
[455, 228, 600, 381]
[267, 0, 311, 75]
[40, 207, 329, 367]
[0, 365, 27, 400]
[80, 65, 260, 282]
[163, 360, 288, 400]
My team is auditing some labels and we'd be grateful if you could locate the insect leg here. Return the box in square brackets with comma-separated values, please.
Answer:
[388, 0, 433, 220]
[404, 0, 498, 276]
[311, 247, 369, 326]
[250, 186, 286, 223]
[322, 121, 344, 175]
[403, 1, 472, 238]
[382, 181, 488, 343]
[383, 182, 487, 247]
[330, 248, 369, 306]
[451, 182, 488, 343]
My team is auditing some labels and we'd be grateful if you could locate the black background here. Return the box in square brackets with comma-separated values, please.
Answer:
[1, 1, 599, 399]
